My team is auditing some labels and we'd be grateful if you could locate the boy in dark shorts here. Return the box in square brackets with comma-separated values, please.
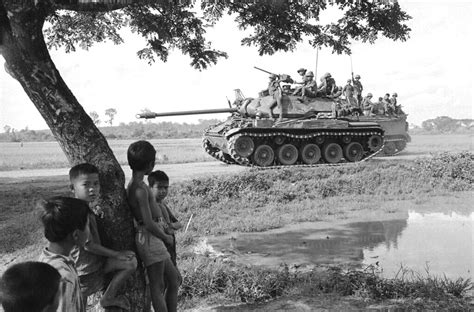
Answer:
[126, 140, 179, 312]
[69, 163, 137, 310]
[148, 170, 183, 282]
[38, 196, 90, 312]
[0, 261, 61, 312]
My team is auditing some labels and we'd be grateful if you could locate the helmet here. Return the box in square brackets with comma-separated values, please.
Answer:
[305, 71, 314, 77]
[392, 92, 398, 97]
[323, 72, 330, 78]
[347, 79, 351, 83]
[355, 74, 361, 79]
[367, 93, 373, 97]
[297, 68, 306, 74]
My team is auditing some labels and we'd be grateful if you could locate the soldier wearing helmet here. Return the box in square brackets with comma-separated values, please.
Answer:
[352, 74, 363, 107]
[362, 92, 374, 116]
[293, 71, 317, 98]
[343, 79, 357, 109]
[371, 97, 386, 116]
[383, 93, 395, 115]
[390, 92, 398, 106]
[317, 72, 336, 96]
[390, 92, 404, 115]
[267, 74, 284, 121]
[293, 68, 308, 86]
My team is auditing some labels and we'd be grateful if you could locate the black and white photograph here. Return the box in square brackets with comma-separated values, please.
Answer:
[0, 0, 472, 311]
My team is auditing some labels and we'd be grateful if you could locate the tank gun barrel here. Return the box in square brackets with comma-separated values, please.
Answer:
[136, 108, 238, 119]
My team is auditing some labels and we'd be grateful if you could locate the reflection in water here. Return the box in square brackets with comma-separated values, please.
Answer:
[208, 212, 473, 280]
[363, 211, 473, 279]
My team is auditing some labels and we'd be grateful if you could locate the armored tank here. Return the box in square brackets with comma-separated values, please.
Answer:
[138, 88, 385, 167]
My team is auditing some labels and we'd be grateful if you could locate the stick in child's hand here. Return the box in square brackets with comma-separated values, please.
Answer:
[184, 213, 194, 234]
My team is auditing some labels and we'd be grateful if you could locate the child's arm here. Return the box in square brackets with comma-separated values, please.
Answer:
[135, 186, 173, 245]
[84, 215, 134, 259]
[170, 221, 183, 231]
[166, 205, 183, 231]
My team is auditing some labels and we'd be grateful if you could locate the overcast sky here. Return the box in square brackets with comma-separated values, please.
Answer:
[0, 0, 472, 131]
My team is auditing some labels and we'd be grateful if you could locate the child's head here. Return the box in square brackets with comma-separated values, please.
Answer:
[0, 261, 61, 312]
[69, 163, 100, 203]
[127, 140, 156, 173]
[40, 196, 90, 248]
[148, 170, 169, 201]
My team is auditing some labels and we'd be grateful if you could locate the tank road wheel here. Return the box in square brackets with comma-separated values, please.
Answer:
[253, 144, 275, 167]
[343, 142, 364, 162]
[277, 144, 298, 165]
[300, 143, 321, 165]
[274, 136, 285, 145]
[395, 140, 407, 151]
[322, 143, 343, 164]
[234, 136, 255, 157]
[383, 142, 397, 156]
[367, 134, 383, 152]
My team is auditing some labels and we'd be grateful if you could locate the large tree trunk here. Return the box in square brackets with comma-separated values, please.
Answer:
[0, 2, 146, 311]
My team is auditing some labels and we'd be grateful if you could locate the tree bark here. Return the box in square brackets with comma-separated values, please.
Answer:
[0, 2, 146, 311]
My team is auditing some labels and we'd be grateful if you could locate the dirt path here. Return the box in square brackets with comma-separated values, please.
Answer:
[0, 152, 428, 182]
[0, 161, 247, 182]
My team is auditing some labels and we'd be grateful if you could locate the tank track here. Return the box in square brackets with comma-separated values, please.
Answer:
[380, 139, 407, 156]
[227, 130, 384, 168]
[202, 138, 236, 165]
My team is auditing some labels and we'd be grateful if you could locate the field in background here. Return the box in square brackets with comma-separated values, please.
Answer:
[0, 134, 472, 171]
[0, 138, 209, 171]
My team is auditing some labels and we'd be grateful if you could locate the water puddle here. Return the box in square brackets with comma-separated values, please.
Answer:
[208, 211, 473, 280]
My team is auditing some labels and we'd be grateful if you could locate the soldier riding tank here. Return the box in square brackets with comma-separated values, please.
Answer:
[138, 73, 386, 167]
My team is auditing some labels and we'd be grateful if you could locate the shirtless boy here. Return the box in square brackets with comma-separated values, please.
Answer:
[148, 170, 183, 285]
[126, 140, 179, 312]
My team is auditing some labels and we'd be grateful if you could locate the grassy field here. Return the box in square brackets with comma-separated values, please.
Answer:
[0, 152, 473, 310]
[0, 134, 472, 171]
[0, 138, 210, 171]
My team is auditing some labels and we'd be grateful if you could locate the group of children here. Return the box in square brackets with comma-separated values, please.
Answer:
[0, 140, 181, 312]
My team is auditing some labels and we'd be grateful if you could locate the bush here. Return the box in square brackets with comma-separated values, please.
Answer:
[178, 257, 472, 309]
[179, 257, 291, 303]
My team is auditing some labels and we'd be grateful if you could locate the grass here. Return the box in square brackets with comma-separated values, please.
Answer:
[0, 134, 473, 171]
[178, 258, 472, 310]
[0, 138, 211, 171]
[167, 152, 473, 237]
[0, 152, 473, 310]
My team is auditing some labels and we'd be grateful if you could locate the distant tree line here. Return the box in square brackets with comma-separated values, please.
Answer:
[420, 116, 474, 133]
[2, 116, 472, 142]
[0, 119, 223, 142]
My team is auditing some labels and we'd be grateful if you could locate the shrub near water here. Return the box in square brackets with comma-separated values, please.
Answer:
[178, 257, 472, 310]
[178, 152, 473, 205]
[169, 152, 474, 236]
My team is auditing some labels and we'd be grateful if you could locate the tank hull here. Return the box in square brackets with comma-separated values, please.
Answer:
[203, 115, 385, 167]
